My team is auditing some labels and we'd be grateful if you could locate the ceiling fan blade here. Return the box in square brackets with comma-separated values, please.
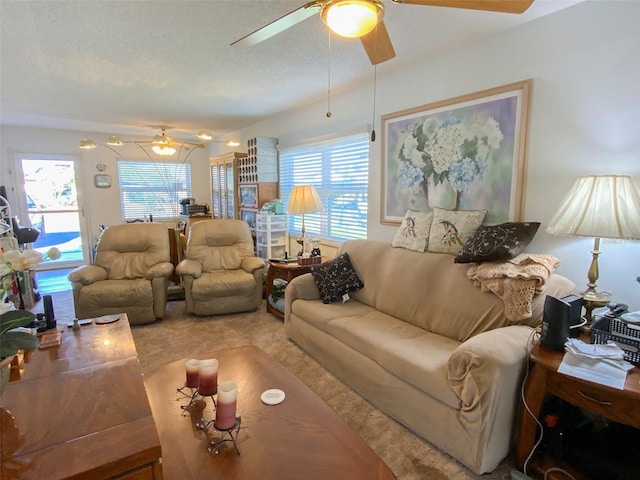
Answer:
[391, 0, 534, 14]
[231, 2, 322, 47]
[360, 21, 396, 65]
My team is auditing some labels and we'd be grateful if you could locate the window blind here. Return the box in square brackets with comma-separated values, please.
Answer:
[118, 160, 191, 220]
[280, 133, 369, 242]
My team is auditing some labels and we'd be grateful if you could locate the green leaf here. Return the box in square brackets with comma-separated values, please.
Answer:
[0, 331, 39, 358]
[0, 310, 36, 335]
[415, 124, 427, 151]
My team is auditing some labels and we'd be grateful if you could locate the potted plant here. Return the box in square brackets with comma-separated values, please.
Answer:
[0, 247, 61, 391]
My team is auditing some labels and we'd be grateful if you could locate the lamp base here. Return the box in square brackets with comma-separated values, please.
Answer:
[581, 290, 612, 331]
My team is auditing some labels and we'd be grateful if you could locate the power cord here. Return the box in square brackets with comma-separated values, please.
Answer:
[520, 327, 576, 480]
[521, 328, 543, 476]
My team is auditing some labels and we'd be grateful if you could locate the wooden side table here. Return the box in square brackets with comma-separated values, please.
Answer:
[516, 340, 640, 479]
[265, 258, 326, 319]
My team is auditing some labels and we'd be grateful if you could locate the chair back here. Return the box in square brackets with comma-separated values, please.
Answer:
[95, 223, 169, 279]
[186, 220, 254, 272]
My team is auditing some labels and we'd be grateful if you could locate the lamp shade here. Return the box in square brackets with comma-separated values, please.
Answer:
[287, 185, 323, 215]
[546, 174, 640, 240]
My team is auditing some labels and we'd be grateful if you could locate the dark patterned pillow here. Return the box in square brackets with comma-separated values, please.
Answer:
[454, 222, 541, 263]
[310, 253, 364, 304]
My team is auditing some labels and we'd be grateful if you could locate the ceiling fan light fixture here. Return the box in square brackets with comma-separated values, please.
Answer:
[151, 144, 177, 156]
[79, 138, 97, 149]
[321, 0, 383, 38]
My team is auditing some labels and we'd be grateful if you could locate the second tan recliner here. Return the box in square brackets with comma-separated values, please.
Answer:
[177, 219, 265, 315]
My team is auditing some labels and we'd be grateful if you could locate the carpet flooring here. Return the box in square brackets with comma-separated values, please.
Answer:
[44, 289, 513, 480]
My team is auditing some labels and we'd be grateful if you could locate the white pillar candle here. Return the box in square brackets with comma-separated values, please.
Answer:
[185, 359, 200, 388]
[198, 359, 219, 396]
[215, 381, 237, 430]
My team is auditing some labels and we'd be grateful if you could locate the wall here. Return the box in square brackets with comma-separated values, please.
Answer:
[1, 1, 638, 308]
[229, 0, 640, 309]
[0, 126, 211, 247]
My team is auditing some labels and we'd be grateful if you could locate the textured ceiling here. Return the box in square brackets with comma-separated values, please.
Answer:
[0, 0, 582, 139]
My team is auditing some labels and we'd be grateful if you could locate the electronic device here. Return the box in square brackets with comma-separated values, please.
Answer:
[560, 294, 584, 337]
[541, 295, 573, 351]
[604, 302, 629, 318]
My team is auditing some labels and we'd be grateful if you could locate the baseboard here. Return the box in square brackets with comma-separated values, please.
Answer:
[510, 468, 534, 480]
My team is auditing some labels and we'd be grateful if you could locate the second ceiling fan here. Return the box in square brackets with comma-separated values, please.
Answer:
[232, 0, 535, 65]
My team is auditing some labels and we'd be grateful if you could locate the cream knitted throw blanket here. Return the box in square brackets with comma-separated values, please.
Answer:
[467, 253, 561, 322]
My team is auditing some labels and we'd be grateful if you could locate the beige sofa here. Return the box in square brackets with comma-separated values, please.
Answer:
[284, 239, 574, 474]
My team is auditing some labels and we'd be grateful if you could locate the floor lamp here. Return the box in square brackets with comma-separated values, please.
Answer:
[286, 185, 323, 256]
[546, 174, 640, 326]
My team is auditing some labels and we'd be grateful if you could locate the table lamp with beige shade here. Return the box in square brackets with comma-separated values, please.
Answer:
[546, 174, 640, 326]
[286, 185, 323, 256]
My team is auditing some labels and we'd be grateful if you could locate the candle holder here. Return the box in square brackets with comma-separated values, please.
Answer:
[207, 416, 244, 455]
[177, 358, 203, 414]
[176, 385, 200, 415]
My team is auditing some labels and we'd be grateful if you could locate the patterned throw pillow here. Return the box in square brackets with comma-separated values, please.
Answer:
[310, 253, 364, 304]
[454, 222, 541, 263]
[392, 209, 434, 252]
[427, 207, 487, 255]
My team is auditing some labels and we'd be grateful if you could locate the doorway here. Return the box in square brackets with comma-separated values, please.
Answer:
[17, 155, 89, 272]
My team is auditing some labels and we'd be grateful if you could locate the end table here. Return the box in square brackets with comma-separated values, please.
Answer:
[265, 258, 326, 319]
[516, 339, 640, 479]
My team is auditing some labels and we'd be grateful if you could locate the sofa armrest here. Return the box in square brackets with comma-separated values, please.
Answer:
[284, 273, 320, 321]
[242, 256, 266, 273]
[176, 259, 202, 278]
[146, 261, 174, 280]
[286, 273, 320, 301]
[67, 265, 108, 285]
[447, 325, 535, 431]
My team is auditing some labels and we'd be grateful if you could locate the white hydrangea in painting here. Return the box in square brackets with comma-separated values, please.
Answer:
[397, 112, 503, 196]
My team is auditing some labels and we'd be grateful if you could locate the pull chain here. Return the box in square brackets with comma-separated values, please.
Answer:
[326, 30, 332, 118]
[371, 64, 377, 142]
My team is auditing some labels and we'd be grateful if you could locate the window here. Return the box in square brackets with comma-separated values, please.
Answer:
[118, 160, 191, 220]
[280, 133, 369, 242]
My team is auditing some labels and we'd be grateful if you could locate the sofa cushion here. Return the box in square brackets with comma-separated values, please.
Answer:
[427, 207, 487, 255]
[191, 270, 257, 300]
[337, 240, 576, 342]
[290, 297, 460, 408]
[80, 278, 153, 307]
[392, 209, 433, 252]
[455, 222, 540, 263]
[310, 253, 364, 304]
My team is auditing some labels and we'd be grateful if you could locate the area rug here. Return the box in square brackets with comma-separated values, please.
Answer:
[45, 290, 513, 480]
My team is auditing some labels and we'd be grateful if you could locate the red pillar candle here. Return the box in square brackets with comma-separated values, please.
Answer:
[185, 359, 200, 388]
[198, 359, 219, 396]
[215, 381, 237, 430]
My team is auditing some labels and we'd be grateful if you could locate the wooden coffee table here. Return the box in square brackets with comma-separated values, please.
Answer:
[0, 314, 162, 479]
[145, 345, 396, 479]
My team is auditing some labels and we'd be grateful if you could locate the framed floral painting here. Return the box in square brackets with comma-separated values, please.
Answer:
[381, 80, 532, 225]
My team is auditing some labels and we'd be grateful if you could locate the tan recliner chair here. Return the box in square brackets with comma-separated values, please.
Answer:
[176, 219, 265, 315]
[68, 223, 174, 325]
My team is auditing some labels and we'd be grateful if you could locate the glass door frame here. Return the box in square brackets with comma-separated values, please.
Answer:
[13, 152, 91, 270]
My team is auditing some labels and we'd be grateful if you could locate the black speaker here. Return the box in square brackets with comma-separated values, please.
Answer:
[561, 294, 584, 337]
[541, 295, 571, 351]
[43, 294, 56, 329]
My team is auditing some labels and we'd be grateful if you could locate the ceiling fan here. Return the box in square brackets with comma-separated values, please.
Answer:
[232, 0, 534, 65]
[79, 127, 240, 158]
